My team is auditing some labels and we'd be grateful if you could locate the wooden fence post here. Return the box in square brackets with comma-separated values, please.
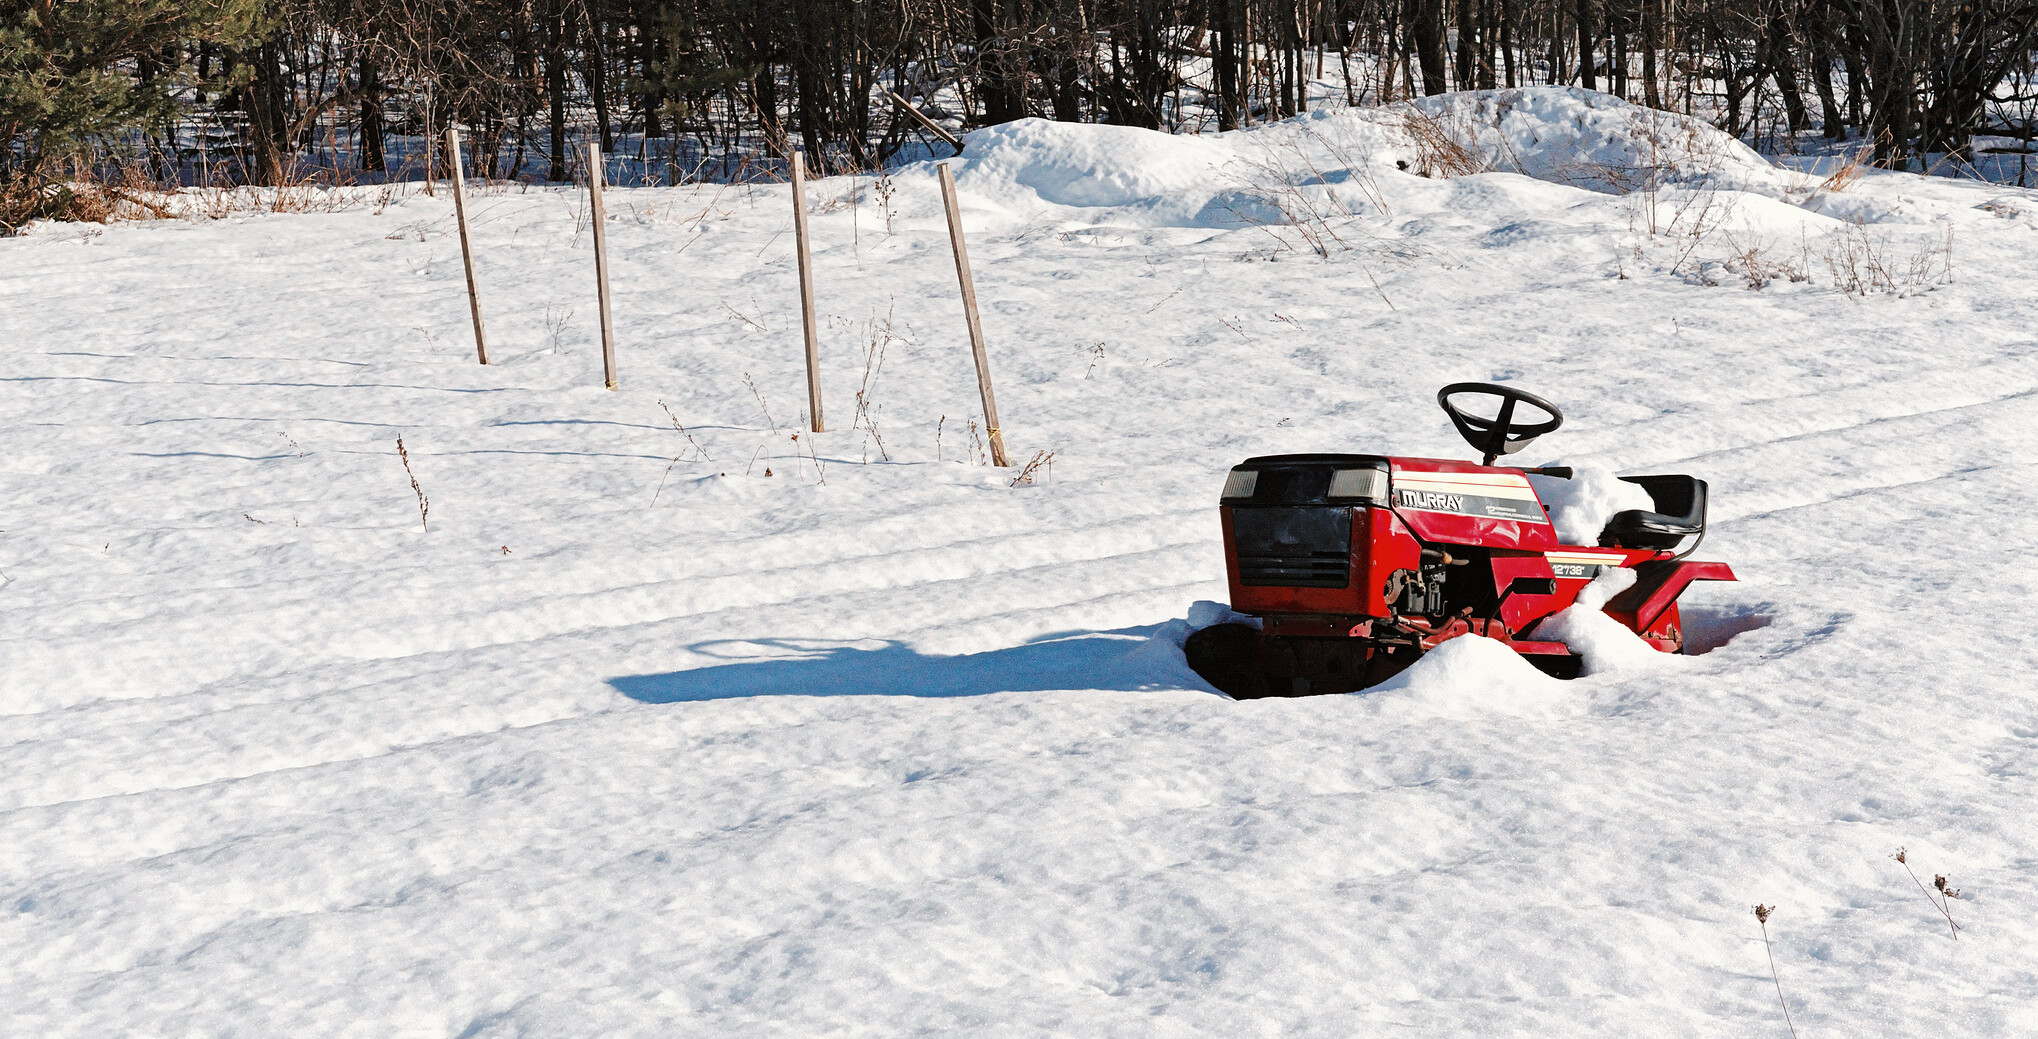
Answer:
[445, 127, 489, 365]
[936, 160, 1008, 467]
[588, 141, 618, 390]
[791, 149, 824, 432]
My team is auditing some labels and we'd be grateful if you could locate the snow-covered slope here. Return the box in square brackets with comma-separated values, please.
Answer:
[4, 88, 2037, 1036]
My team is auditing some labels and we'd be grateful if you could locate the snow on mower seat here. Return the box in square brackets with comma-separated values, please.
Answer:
[1598, 475, 1708, 550]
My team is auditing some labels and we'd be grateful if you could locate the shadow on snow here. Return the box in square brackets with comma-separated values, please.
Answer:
[609, 624, 1209, 703]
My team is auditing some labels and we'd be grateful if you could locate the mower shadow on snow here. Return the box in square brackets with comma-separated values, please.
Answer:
[609, 627, 1201, 703]
[611, 606, 1770, 704]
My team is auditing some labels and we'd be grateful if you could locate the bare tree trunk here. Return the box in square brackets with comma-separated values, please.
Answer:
[585, 2, 614, 154]
[1454, 0, 1478, 90]
[241, 43, 288, 186]
[1500, 0, 1518, 87]
[545, 0, 570, 181]
[974, 0, 1028, 124]
[1810, 31, 1846, 136]
[1640, 0, 1661, 108]
[1575, 0, 1597, 89]
[1215, 0, 1243, 128]
[1412, 0, 1449, 95]
[359, 56, 385, 172]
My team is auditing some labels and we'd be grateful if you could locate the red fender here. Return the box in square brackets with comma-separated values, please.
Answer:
[1604, 560, 1737, 637]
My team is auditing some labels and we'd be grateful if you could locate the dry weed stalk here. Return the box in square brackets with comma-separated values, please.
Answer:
[1009, 450, 1055, 487]
[1083, 341, 1106, 378]
[789, 431, 825, 484]
[1752, 904, 1800, 1039]
[651, 399, 712, 506]
[1893, 848, 1962, 939]
[1661, 188, 1738, 276]
[720, 301, 767, 331]
[1620, 111, 1735, 253]
[853, 307, 901, 462]
[1715, 231, 1810, 289]
[544, 305, 575, 352]
[1817, 142, 1875, 194]
[1822, 222, 1953, 296]
[1223, 125, 1386, 262]
[872, 166, 898, 234]
[743, 372, 780, 433]
[396, 435, 430, 531]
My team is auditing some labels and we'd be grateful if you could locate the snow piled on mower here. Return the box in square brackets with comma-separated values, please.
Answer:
[1527, 567, 1680, 676]
[1526, 464, 1657, 545]
[8, 87, 2038, 1037]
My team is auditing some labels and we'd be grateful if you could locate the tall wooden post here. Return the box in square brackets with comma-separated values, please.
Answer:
[936, 161, 1008, 467]
[790, 149, 824, 432]
[587, 141, 618, 389]
[445, 128, 489, 365]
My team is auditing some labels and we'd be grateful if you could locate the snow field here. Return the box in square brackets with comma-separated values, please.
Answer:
[4, 88, 2038, 1036]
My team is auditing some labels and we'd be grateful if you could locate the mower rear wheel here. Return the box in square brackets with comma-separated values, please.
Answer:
[1183, 622, 1262, 698]
[1525, 653, 1584, 680]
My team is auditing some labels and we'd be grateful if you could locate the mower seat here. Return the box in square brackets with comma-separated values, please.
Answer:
[1599, 475, 1708, 551]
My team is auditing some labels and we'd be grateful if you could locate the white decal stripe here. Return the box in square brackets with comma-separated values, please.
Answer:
[1396, 478, 1542, 501]
[1395, 472, 1538, 487]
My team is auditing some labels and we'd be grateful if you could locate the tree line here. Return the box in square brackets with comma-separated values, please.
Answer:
[4, 0, 2036, 202]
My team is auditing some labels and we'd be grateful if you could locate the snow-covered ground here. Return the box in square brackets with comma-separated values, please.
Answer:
[5, 88, 2037, 1036]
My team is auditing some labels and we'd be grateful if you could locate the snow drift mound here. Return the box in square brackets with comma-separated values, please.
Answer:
[1359, 635, 1573, 719]
[1401, 86, 1789, 194]
[955, 120, 1233, 214]
[940, 86, 1791, 230]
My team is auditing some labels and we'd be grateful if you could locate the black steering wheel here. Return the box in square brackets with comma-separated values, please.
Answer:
[1437, 383, 1564, 465]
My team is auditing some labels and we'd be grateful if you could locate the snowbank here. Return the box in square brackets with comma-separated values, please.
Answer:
[941, 86, 1826, 237]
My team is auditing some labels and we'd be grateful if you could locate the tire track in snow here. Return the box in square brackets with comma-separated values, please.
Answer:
[2, 503, 1213, 714]
[0, 548, 1219, 810]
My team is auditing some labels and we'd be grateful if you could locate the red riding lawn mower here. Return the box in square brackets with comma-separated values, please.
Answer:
[1184, 383, 1736, 698]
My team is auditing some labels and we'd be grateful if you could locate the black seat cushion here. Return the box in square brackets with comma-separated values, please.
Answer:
[1599, 475, 1707, 551]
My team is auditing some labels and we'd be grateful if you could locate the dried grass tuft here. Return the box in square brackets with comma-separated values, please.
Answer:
[1396, 106, 1490, 179]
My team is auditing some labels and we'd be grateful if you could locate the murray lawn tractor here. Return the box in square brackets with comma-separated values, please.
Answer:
[1184, 383, 1735, 698]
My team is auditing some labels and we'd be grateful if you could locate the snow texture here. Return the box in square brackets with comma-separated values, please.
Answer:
[5, 88, 2038, 1037]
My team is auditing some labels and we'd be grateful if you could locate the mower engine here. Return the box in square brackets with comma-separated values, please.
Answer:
[1184, 383, 1735, 698]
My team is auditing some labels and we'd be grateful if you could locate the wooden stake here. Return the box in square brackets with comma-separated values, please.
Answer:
[790, 149, 824, 432]
[587, 141, 618, 389]
[445, 128, 489, 365]
[883, 88, 965, 155]
[937, 161, 1008, 467]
